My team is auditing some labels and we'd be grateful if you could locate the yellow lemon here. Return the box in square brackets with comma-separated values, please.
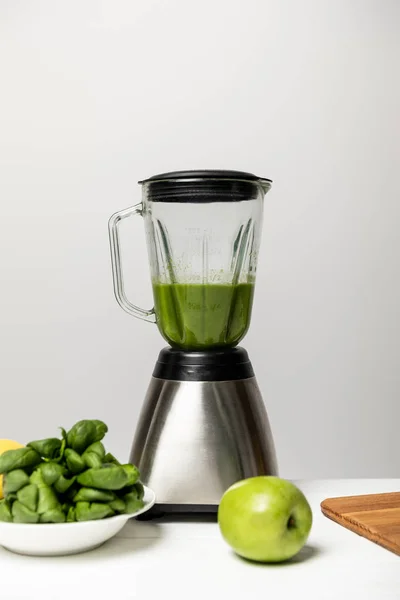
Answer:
[0, 440, 24, 499]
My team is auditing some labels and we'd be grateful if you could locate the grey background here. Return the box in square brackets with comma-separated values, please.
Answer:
[0, 0, 399, 478]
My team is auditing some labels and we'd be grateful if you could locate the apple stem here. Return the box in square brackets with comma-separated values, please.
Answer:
[287, 515, 296, 529]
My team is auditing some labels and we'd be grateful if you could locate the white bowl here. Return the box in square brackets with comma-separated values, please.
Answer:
[0, 485, 155, 557]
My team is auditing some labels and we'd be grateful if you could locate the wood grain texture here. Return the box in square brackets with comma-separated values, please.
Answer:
[321, 492, 400, 556]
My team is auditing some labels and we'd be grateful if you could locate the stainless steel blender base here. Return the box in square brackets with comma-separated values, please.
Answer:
[130, 376, 278, 513]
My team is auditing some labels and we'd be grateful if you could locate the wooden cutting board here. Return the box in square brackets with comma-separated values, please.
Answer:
[321, 492, 400, 556]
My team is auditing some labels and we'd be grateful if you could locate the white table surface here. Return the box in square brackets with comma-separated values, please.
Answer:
[1, 479, 399, 600]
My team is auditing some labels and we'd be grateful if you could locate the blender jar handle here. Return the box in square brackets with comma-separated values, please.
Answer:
[108, 204, 156, 323]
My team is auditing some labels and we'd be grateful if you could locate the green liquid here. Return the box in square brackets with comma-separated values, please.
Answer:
[152, 283, 255, 350]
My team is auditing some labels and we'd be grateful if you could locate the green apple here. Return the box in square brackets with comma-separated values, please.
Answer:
[218, 476, 312, 563]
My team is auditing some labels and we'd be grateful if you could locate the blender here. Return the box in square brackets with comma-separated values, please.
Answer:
[108, 170, 278, 514]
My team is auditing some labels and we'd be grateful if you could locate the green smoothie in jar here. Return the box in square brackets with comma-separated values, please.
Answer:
[152, 282, 255, 350]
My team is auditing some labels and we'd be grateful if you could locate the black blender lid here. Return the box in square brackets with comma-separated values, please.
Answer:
[138, 170, 272, 203]
[138, 170, 272, 185]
